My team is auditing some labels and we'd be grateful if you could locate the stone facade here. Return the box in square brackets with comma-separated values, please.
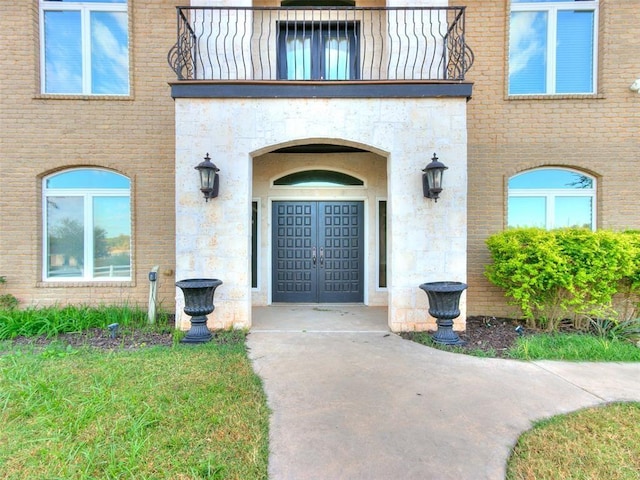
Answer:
[174, 98, 468, 331]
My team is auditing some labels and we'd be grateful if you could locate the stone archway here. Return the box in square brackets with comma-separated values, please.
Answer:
[250, 141, 388, 309]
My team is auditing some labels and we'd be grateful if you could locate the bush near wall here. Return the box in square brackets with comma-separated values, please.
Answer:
[485, 229, 640, 331]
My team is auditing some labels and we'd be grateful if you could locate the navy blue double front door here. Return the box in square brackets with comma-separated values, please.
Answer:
[272, 201, 364, 303]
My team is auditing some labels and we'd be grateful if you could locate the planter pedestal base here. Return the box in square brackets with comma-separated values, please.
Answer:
[431, 318, 466, 346]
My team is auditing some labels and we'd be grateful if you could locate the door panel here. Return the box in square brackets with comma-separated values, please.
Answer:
[272, 201, 364, 303]
[272, 202, 316, 302]
[318, 202, 363, 302]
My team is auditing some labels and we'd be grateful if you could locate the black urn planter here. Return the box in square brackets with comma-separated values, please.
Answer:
[419, 281, 467, 346]
[176, 278, 223, 344]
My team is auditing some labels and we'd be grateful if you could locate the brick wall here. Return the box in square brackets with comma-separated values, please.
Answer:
[2, 0, 638, 321]
[463, 0, 640, 317]
[0, 1, 178, 310]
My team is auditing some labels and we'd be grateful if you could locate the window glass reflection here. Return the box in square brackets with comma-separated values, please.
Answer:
[507, 168, 595, 230]
[44, 169, 131, 281]
[509, 11, 547, 95]
[93, 197, 131, 277]
[47, 169, 130, 189]
[44, 11, 82, 94]
[47, 196, 85, 278]
[555, 197, 592, 229]
[91, 11, 129, 95]
[509, 169, 593, 189]
[556, 10, 594, 94]
[508, 197, 547, 228]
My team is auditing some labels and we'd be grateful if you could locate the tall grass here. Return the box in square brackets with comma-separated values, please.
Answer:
[0, 339, 269, 479]
[508, 333, 640, 361]
[0, 305, 166, 340]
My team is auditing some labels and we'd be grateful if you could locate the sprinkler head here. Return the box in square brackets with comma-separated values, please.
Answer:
[108, 323, 119, 339]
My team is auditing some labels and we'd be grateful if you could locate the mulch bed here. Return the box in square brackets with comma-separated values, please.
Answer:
[7, 327, 175, 352]
[401, 316, 528, 357]
[3, 316, 530, 357]
[457, 316, 525, 356]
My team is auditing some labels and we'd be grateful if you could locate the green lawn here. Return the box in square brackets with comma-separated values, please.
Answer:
[0, 339, 269, 479]
[507, 402, 640, 480]
[2, 305, 639, 479]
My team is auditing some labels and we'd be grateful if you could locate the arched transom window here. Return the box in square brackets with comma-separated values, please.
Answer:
[43, 168, 131, 280]
[508, 168, 596, 230]
[274, 170, 364, 187]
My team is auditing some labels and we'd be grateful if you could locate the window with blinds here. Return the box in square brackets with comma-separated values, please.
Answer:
[508, 0, 597, 95]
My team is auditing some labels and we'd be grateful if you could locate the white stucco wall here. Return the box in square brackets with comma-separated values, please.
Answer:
[175, 96, 467, 331]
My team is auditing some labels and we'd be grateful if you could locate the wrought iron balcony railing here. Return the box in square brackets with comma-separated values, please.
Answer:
[168, 6, 473, 82]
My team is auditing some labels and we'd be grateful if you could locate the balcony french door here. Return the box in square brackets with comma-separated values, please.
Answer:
[272, 201, 364, 303]
[277, 22, 360, 80]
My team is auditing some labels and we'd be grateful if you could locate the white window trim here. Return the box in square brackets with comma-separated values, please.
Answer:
[508, 169, 597, 230]
[509, 0, 599, 95]
[43, 170, 132, 282]
[39, 0, 129, 95]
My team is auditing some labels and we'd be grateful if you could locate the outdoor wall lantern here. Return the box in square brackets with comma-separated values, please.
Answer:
[422, 153, 448, 202]
[195, 153, 220, 201]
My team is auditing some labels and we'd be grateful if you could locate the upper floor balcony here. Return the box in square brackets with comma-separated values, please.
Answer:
[168, 6, 474, 98]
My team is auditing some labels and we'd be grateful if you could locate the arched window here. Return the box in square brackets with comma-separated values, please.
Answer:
[507, 168, 595, 230]
[274, 170, 363, 187]
[43, 168, 131, 280]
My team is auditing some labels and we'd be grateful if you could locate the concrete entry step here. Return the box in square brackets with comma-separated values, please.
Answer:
[252, 305, 388, 333]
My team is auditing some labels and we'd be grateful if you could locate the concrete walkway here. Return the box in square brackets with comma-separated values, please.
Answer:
[247, 306, 640, 480]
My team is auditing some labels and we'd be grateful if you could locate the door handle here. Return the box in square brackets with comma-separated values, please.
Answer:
[312, 246, 317, 266]
[319, 247, 324, 267]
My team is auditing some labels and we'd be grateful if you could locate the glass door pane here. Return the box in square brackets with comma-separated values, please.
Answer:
[286, 37, 311, 80]
[324, 36, 350, 80]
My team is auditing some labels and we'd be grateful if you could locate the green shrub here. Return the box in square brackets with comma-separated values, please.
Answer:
[485, 228, 640, 330]
[590, 317, 640, 344]
[485, 228, 570, 328]
[555, 229, 634, 326]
